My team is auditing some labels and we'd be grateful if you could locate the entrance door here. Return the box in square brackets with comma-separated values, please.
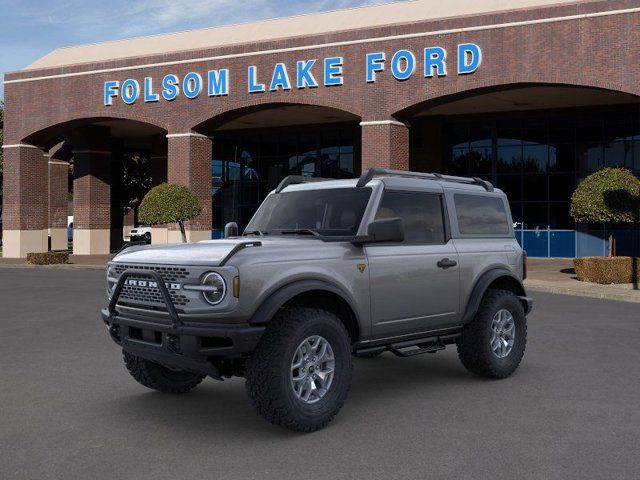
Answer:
[366, 190, 461, 338]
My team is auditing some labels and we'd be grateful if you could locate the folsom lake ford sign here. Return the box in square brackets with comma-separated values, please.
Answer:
[103, 43, 482, 106]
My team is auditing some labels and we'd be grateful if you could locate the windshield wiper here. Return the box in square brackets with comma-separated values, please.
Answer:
[278, 229, 321, 237]
[243, 230, 267, 236]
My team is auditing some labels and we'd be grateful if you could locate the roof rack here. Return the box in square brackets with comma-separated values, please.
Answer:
[275, 175, 331, 193]
[356, 168, 494, 192]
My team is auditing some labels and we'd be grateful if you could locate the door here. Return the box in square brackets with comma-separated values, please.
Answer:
[365, 190, 460, 338]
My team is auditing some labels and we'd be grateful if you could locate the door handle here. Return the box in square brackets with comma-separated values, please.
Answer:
[437, 258, 457, 269]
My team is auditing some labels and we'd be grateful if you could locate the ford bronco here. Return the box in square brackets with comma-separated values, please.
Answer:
[102, 168, 532, 432]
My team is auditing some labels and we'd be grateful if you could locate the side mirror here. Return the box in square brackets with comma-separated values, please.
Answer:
[224, 222, 239, 238]
[352, 217, 404, 245]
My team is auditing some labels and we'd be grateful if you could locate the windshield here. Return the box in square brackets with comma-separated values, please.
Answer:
[245, 187, 372, 237]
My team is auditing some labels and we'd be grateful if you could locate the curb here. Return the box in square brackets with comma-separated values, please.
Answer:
[0, 264, 105, 271]
[525, 280, 640, 304]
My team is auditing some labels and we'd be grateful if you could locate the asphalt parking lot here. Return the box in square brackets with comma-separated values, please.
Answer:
[1, 268, 639, 480]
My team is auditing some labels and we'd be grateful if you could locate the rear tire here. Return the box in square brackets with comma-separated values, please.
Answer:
[123, 351, 205, 393]
[457, 289, 527, 379]
[245, 307, 353, 432]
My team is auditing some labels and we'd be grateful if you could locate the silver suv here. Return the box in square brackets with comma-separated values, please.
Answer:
[102, 168, 532, 432]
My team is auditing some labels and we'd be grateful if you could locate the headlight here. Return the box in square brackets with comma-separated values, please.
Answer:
[200, 272, 226, 305]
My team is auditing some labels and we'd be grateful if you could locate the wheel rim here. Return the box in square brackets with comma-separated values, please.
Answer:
[490, 309, 516, 359]
[290, 335, 335, 404]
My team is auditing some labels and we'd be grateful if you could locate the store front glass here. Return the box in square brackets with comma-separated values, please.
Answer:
[438, 105, 640, 257]
[211, 123, 359, 238]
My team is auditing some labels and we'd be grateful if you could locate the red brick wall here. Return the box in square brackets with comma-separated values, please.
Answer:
[5, 0, 640, 147]
[167, 135, 213, 231]
[2, 146, 48, 230]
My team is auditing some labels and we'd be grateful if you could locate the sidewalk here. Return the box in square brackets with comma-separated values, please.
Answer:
[525, 258, 640, 304]
[0, 254, 111, 270]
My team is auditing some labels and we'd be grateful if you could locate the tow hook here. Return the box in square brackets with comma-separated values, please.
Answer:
[167, 334, 180, 353]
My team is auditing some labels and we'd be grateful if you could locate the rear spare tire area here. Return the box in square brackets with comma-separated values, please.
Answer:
[245, 307, 353, 432]
[457, 289, 527, 379]
[123, 351, 205, 394]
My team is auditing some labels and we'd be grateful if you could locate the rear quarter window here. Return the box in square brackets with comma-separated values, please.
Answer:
[454, 194, 510, 236]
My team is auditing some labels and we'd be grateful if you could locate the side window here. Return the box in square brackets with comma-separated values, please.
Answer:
[454, 194, 510, 235]
[375, 191, 445, 244]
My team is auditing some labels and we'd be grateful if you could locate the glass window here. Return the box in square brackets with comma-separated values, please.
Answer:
[523, 174, 548, 202]
[549, 203, 574, 229]
[454, 194, 510, 236]
[497, 145, 522, 173]
[375, 192, 445, 244]
[549, 174, 576, 202]
[549, 143, 575, 172]
[522, 144, 548, 173]
[246, 187, 371, 237]
[496, 175, 522, 202]
[523, 203, 548, 230]
[604, 140, 632, 168]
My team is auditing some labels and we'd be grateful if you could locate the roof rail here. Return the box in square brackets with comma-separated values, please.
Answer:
[275, 175, 331, 193]
[356, 168, 494, 192]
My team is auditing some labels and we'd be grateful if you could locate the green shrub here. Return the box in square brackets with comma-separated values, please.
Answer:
[570, 168, 640, 256]
[27, 251, 69, 265]
[571, 168, 640, 224]
[139, 183, 202, 243]
[574, 256, 640, 284]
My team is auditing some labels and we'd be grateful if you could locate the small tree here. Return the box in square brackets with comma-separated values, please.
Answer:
[139, 183, 202, 243]
[570, 168, 640, 256]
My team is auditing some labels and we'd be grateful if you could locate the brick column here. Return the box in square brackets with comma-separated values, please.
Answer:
[360, 120, 410, 172]
[48, 156, 69, 251]
[150, 134, 169, 244]
[1, 144, 49, 258]
[166, 132, 212, 243]
[151, 134, 168, 186]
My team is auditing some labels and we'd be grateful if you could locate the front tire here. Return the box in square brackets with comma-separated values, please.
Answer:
[123, 351, 205, 393]
[245, 307, 353, 432]
[457, 289, 527, 379]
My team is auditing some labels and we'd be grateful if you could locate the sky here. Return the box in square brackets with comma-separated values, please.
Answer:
[0, 0, 402, 100]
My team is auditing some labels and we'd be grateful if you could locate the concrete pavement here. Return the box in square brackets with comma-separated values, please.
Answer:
[1, 268, 639, 480]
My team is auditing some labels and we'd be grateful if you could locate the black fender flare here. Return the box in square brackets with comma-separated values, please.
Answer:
[462, 268, 528, 324]
[248, 279, 360, 327]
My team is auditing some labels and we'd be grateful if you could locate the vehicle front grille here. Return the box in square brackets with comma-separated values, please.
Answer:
[119, 284, 191, 307]
[112, 264, 193, 309]
[114, 264, 189, 282]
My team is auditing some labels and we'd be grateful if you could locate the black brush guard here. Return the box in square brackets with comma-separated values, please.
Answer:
[103, 269, 264, 379]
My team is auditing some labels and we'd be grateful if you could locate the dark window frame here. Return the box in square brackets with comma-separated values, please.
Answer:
[374, 190, 448, 245]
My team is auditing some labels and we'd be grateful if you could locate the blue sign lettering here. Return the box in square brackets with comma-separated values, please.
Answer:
[103, 44, 482, 105]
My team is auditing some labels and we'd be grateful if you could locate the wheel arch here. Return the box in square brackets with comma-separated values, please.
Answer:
[249, 280, 361, 342]
[463, 268, 528, 324]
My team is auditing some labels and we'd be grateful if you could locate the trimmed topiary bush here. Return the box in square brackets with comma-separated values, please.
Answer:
[27, 251, 69, 265]
[574, 256, 639, 284]
[570, 168, 640, 256]
[138, 183, 202, 243]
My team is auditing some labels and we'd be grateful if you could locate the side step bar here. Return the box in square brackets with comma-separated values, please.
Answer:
[354, 333, 460, 358]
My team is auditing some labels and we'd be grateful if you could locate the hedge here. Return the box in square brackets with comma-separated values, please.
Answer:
[27, 251, 70, 265]
[574, 256, 640, 284]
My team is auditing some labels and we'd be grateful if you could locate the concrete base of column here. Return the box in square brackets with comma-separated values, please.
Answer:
[73, 229, 111, 255]
[151, 227, 169, 244]
[167, 230, 211, 244]
[49, 228, 68, 251]
[2, 230, 48, 258]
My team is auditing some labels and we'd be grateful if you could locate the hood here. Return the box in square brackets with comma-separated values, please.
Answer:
[111, 236, 324, 266]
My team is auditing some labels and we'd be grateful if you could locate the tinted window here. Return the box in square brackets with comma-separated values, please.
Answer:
[454, 194, 510, 236]
[375, 192, 445, 244]
[246, 187, 371, 237]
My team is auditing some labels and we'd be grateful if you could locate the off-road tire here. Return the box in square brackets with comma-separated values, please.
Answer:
[245, 307, 353, 432]
[457, 289, 527, 379]
[123, 351, 205, 393]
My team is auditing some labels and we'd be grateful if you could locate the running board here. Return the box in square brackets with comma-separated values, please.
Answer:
[354, 333, 460, 358]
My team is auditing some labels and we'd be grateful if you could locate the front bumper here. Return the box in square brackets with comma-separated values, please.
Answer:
[102, 268, 264, 378]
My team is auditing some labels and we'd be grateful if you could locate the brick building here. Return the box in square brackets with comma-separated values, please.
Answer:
[2, 0, 640, 257]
